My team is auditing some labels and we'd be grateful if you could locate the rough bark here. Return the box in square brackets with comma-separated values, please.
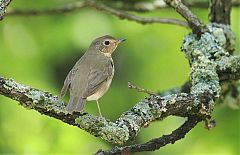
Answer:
[209, 0, 232, 25]
[164, 0, 208, 35]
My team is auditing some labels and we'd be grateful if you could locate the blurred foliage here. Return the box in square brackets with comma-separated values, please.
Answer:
[0, 0, 239, 154]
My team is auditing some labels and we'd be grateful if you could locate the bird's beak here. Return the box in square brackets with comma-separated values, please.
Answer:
[117, 38, 126, 43]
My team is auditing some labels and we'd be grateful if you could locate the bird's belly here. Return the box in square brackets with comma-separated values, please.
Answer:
[86, 78, 113, 101]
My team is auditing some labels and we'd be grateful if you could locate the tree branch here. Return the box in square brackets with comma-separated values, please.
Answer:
[107, 0, 240, 12]
[163, 0, 207, 35]
[95, 116, 202, 155]
[0, 0, 12, 20]
[0, 76, 200, 144]
[7, 0, 235, 29]
[6, 0, 189, 28]
[209, 0, 232, 25]
[7, 1, 88, 16]
[128, 82, 157, 95]
[88, 0, 189, 27]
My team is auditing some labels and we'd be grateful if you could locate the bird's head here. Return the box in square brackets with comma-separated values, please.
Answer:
[89, 35, 126, 57]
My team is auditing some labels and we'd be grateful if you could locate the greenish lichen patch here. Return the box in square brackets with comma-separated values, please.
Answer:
[101, 123, 129, 145]
[1, 78, 66, 113]
[207, 24, 226, 47]
[75, 114, 129, 144]
[190, 59, 220, 97]
[182, 32, 228, 63]
[208, 23, 236, 52]
[119, 113, 142, 134]
[4, 78, 30, 93]
[0, 0, 11, 19]
[181, 24, 226, 110]
[217, 56, 240, 73]
[24, 88, 66, 112]
[75, 114, 105, 133]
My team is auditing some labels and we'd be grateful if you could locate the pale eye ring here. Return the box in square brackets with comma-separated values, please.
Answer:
[104, 40, 110, 46]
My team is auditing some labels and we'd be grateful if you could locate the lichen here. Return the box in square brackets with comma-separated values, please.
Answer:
[4, 78, 30, 93]
[190, 59, 220, 97]
[0, 0, 11, 20]
[217, 56, 240, 72]
[181, 30, 228, 63]
[101, 123, 129, 145]
[2, 78, 66, 113]
[181, 24, 226, 110]
[75, 114, 129, 144]
[208, 23, 236, 52]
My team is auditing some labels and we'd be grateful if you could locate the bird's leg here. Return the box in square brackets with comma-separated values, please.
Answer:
[96, 100, 102, 117]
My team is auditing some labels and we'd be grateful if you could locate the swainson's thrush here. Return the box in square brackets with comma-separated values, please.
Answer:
[60, 35, 125, 116]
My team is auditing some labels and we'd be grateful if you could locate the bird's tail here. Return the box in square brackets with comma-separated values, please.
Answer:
[66, 96, 85, 113]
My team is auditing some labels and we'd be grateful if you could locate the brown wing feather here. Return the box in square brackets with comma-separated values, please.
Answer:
[83, 59, 113, 98]
[60, 69, 73, 97]
[60, 54, 86, 97]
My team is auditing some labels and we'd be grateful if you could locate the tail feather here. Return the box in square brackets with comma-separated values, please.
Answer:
[60, 84, 68, 97]
[75, 98, 85, 112]
[66, 96, 85, 113]
[60, 70, 73, 97]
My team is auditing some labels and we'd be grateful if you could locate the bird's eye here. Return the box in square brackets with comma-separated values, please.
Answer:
[104, 40, 110, 46]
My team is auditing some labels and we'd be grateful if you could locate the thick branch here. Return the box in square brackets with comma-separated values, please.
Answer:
[164, 0, 207, 35]
[0, 76, 201, 144]
[209, 0, 232, 25]
[95, 116, 202, 155]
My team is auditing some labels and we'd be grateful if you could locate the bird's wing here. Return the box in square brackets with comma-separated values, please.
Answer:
[60, 54, 86, 97]
[60, 68, 77, 97]
[83, 59, 113, 98]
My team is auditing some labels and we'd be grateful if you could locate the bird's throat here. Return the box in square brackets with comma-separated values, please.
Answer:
[101, 52, 112, 57]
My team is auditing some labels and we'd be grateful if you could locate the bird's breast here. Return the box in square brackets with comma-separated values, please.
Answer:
[87, 58, 114, 101]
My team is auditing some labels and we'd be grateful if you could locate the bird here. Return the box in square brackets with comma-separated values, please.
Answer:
[60, 35, 125, 116]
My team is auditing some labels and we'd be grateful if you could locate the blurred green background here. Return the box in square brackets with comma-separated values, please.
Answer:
[0, 0, 239, 154]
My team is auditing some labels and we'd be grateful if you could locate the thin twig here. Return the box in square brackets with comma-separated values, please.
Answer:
[6, 1, 189, 28]
[87, 1, 189, 28]
[6, 1, 88, 16]
[128, 82, 157, 95]
[204, 118, 216, 130]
